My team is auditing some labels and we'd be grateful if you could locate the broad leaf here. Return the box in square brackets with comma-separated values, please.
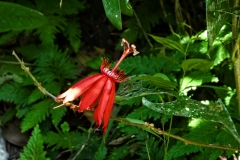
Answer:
[0, 1, 47, 32]
[181, 59, 214, 72]
[102, 0, 122, 30]
[142, 97, 240, 143]
[120, 0, 133, 16]
[149, 34, 184, 54]
[130, 75, 177, 90]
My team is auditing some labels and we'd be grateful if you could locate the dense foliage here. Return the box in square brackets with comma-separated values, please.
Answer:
[0, 0, 240, 159]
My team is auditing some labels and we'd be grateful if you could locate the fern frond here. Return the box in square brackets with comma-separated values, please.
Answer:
[50, 107, 67, 126]
[108, 145, 129, 160]
[21, 99, 53, 132]
[35, 15, 66, 44]
[63, 17, 81, 52]
[127, 106, 161, 121]
[33, 45, 78, 83]
[44, 130, 85, 150]
[0, 82, 31, 107]
[20, 125, 50, 160]
[94, 144, 107, 160]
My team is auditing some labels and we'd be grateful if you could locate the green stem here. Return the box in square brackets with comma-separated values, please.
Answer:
[232, 0, 240, 115]
[145, 140, 151, 160]
[111, 116, 240, 152]
[12, 51, 57, 100]
[164, 116, 173, 160]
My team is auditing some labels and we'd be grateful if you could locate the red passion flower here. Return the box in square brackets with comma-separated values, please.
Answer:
[56, 39, 139, 133]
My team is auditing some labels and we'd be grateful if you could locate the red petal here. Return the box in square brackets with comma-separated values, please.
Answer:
[102, 81, 116, 133]
[56, 74, 103, 103]
[94, 79, 113, 126]
[78, 76, 108, 112]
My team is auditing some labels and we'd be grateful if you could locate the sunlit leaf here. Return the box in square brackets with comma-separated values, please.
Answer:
[142, 97, 240, 143]
[181, 59, 214, 72]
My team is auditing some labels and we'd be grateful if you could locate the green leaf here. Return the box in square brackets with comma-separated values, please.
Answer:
[94, 144, 108, 160]
[51, 106, 67, 126]
[125, 118, 145, 124]
[142, 97, 240, 143]
[130, 75, 177, 90]
[180, 71, 218, 93]
[102, 0, 122, 30]
[2, 107, 17, 125]
[0, 2, 47, 32]
[85, 57, 102, 70]
[108, 145, 129, 160]
[64, 17, 81, 52]
[0, 31, 21, 45]
[20, 125, 49, 160]
[181, 59, 214, 72]
[61, 121, 70, 132]
[21, 99, 53, 132]
[120, 0, 133, 16]
[44, 131, 86, 150]
[149, 34, 184, 54]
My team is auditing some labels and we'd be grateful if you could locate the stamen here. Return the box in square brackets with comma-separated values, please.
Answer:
[112, 39, 139, 72]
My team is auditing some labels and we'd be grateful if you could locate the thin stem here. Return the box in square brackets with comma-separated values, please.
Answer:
[160, 0, 174, 33]
[12, 51, 57, 100]
[67, 132, 73, 154]
[134, 11, 153, 49]
[72, 128, 92, 160]
[164, 116, 173, 160]
[0, 60, 35, 66]
[145, 140, 151, 160]
[111, 116, 240, 152]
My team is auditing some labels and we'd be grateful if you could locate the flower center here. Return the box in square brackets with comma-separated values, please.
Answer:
[102, 65, 127, 83]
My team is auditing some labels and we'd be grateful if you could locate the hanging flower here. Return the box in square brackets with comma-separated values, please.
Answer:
[56, 38, 139, 133]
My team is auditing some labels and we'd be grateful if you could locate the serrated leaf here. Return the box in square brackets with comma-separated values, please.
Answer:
[0, 2, 47, 32]
[120, 0, 133, 16]
[51, 106, 67, 126]
[142, 97, 240, 143]
[181, 59, 214, 72]
[94, 144, 107, 160]
[102, 0, 122, 30]
[21, 99, 54, 132]
[27, 89, 45, 104]
[149, 34, 184, 54]
[44, 131, 85, 150]
[20, 125, 49, 160]
[64, 17, 81, 52]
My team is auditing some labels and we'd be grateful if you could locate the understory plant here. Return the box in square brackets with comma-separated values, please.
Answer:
[0, 0, 240, 160]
